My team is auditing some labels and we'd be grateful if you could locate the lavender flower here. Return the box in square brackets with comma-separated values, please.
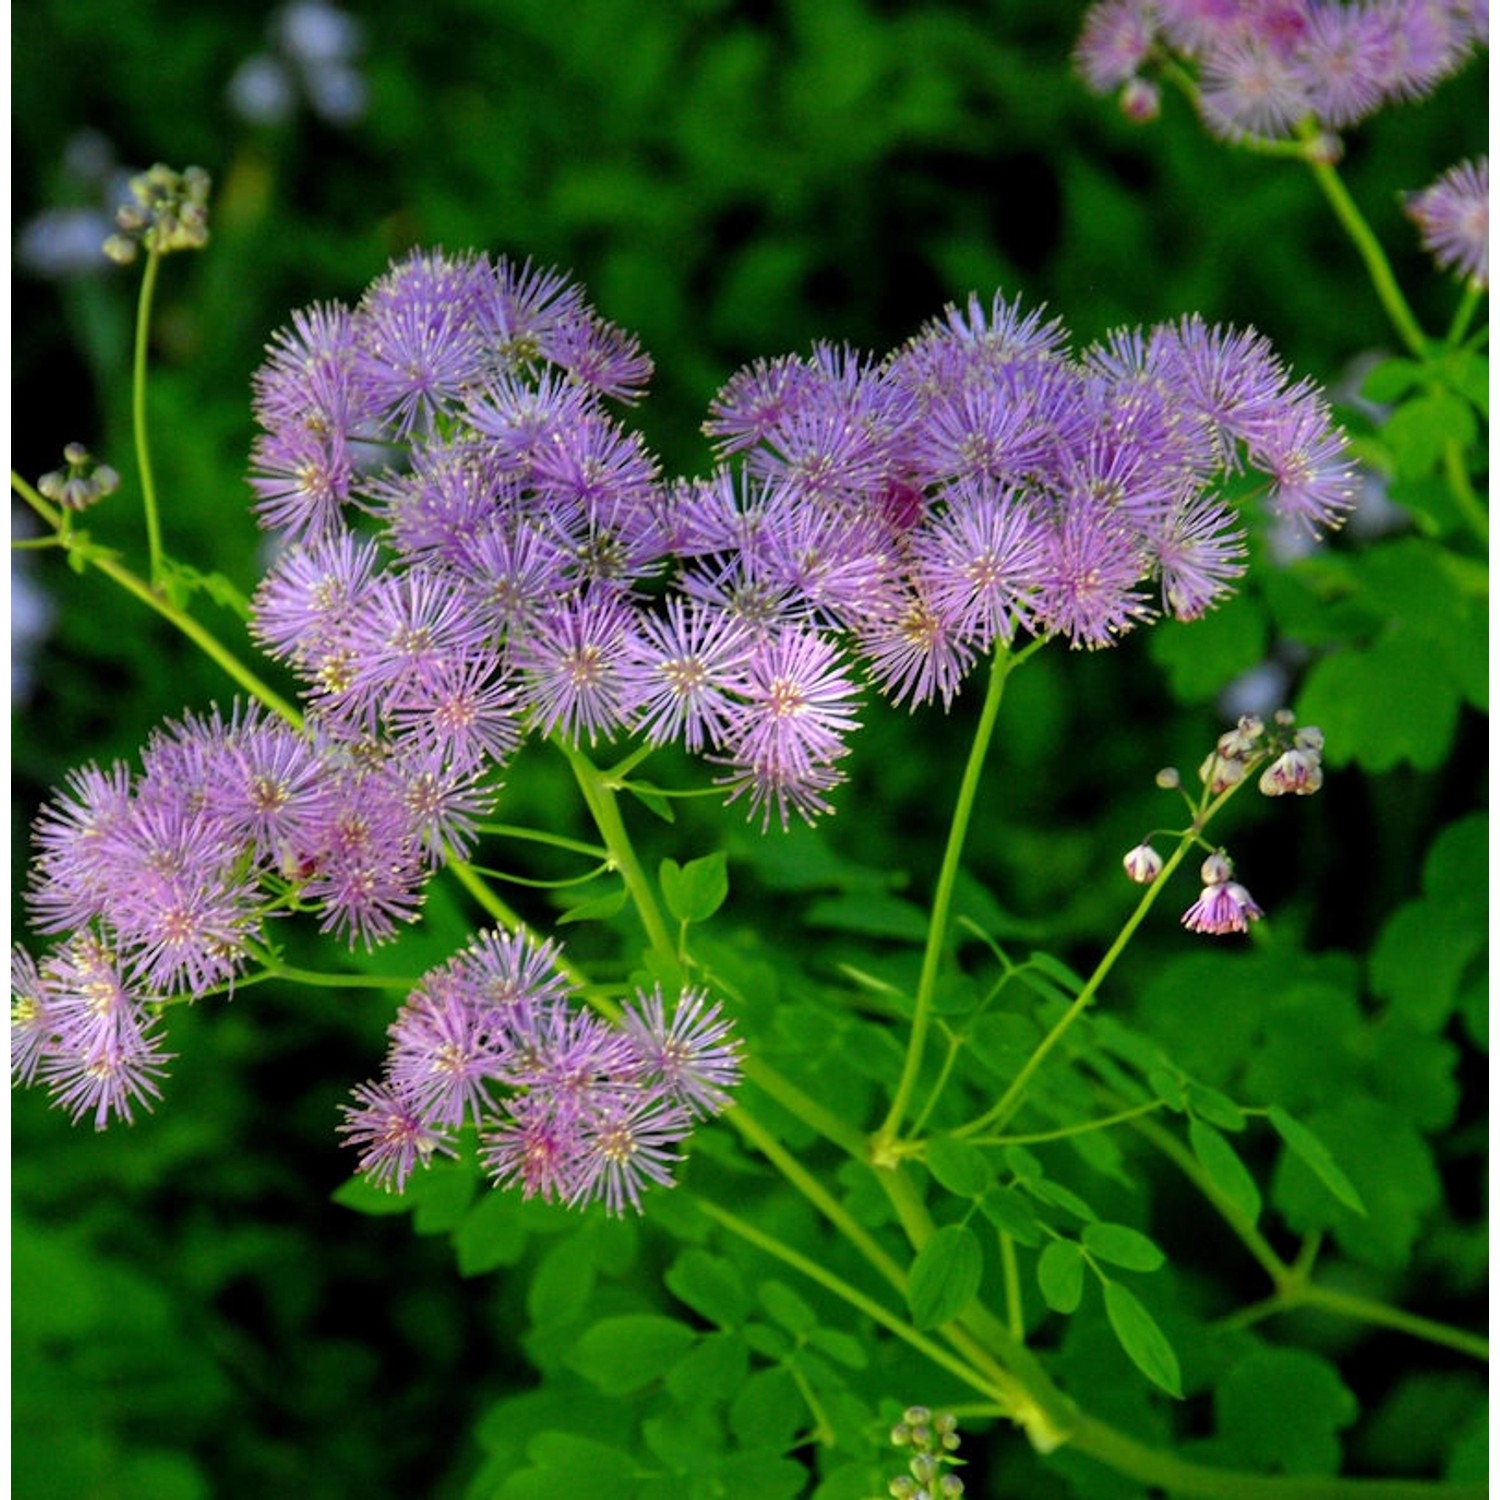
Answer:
[1406, 157, 1488, 287]
[1075, 0, 1484, 139]
[340, 933, 742, 1215]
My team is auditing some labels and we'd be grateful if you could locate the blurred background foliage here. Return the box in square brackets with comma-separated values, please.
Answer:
[11, 1, 1486, 1496]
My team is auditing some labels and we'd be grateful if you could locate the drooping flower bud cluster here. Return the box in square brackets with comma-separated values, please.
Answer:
[1123, 710, 1324, 935]
[338, 932, 741, 1214]
[1075, 0, 1485, 144]
[103, 162, 211, 264]
[886, 1407, 965, 1499]
[36, 442, 120, 512]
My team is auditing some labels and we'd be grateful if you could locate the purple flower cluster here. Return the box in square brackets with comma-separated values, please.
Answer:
[1076, 0, 1486, 140]
[248, 250, 1352, 824]
[1405, 156, 1489, 287]
[339, 929, 741, 1213]
[12, 693, 500, 1124]
[16, 247, 1354, 1137]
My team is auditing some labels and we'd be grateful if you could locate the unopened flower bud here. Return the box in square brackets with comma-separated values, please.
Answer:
[933, 1412, 958, 1437]
[63, 441, 90, 466]
[1304, 131, 1343, 166]
[1200, 850, 1233, 884]
[1155, 766, 1181, 790]
[1123, 842, 1164, 884]
[939, 1477, 966, 1498]
[891, 1423, 912, 1447]
[1217, 715, 1264, 758]
[1119, 76, 1160, 122]
[890, 1478, 917, 1500]
[102, 232, 139, 265]
[1199, 751, 1246, 793]
[1259, 748, 1322, 796]
[911, 1452, 938, 1484]
[1273, 707, 1296, 728]
[1294, 726, 1324, 754]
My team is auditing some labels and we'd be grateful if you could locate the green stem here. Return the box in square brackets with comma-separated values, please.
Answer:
[1226, 1282, 1489, 1364]
[475, 823, 610, 860]
[1129, 1111, 1288, 1284]
[560, 741, 676, 962]
[1443, 439, 1488, 545]
[740, 1056, 870, 1161]
[963, 832, 1196, 1140]
[876, 647, 1015, 1150]
[968, 1099, 1164, 1147]
[133, 247, 166, 584]
[13, 472, 303, 726]
[1069, 1413, 1483, 1500]
[697, 1197, 1012, 1407]
[723, 1105, 906, 1295]
[999, 1231, 1024, 1343]
[1298, 130, 1429, 358]
[1445, 282, 1484, 346]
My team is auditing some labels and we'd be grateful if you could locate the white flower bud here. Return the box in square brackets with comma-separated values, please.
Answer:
[1123, 843, 1164, 884]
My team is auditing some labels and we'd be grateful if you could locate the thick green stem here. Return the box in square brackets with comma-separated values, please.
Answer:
[560, 742, 676, 962]
[133, 247, 166, 583]
[876, 647, 1015, 1149]
[1069, 1414, 1483, 1500]
[1299, 132, 1429, 358]
[13, 473, 303, 726]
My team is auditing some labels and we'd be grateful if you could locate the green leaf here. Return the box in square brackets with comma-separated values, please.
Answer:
[1037, 1240, 1085, 1314]
[570, 1315, 696, 1395]
[808, 1325, 868, 1370]
[556, 887, 628, 926]
[659, 852, 729, 924]
[1214, 1348, 1357, 1474]
[528, 1235, 598, 1327]
[1190, 1119, 1262, 1225]
[966, 1013, 1042, 1076]
[1360, 356, 1421, 404]
[1149, 592, 1269, 703]
[499, 1432, 640, 1500]
[331, 1173, 417, 1218]
[666, 1330, 750, 1406]
[1267, 1107, 1366, 1215]
[1270, 1096, 1440, 1269]
[1298, 628, 1460, 772]
[926, 1136, 994, 1199]
[804, 891, 931, 942]
[665, 1249, 750, 1329]
[978, 1186, 1043, 1248]
[1382, 391, 1478, 479]
[1003, 1144, 1044, 1185]
[1147, 1068, 1187, 1112]
[729, 1365, 805, 1448]
[907, 1225, 983, 1329]
[1187, 1082, 1246, 1132]
[1103, 1281, 1183, 1398]
[712, 1452, 809, 1500]
[758, 1278, 818, 1336]
[410, 1159, 479, 1235]
[1082, 1222, 1166, 1273]
[1033, 1178, 1098, 1223]
[454, 1192, 529, 1275]
[624, 780, 675, 823]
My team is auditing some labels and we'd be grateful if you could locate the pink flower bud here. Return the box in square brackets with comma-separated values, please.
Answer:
[1200, 849, 1233, 884]
[1120, 76, 1160, 122]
